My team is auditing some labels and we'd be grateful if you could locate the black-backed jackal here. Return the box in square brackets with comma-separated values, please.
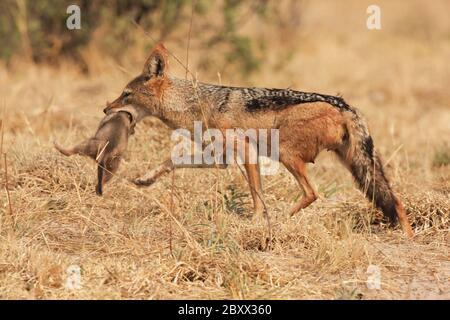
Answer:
[104, 44, 414, 238]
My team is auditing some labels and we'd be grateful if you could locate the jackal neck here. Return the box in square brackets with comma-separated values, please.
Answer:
[160, 77, 233, 113]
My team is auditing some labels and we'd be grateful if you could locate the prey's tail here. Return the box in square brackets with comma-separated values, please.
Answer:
[95, 157, 119, 196]
[96, 164, 104, 196]
[336, 110, 414, 238]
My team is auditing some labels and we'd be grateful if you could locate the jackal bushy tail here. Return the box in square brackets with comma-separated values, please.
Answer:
[337, 111, 413, 237]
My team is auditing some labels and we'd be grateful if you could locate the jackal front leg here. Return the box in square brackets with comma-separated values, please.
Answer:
[238, 139, 265, 217]
[133, 158, 228, 187]
[243, 162, 265, 218]
[134, 159, 174, 186]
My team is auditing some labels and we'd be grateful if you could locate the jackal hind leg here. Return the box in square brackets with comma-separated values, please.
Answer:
[282, 157, 318, 216]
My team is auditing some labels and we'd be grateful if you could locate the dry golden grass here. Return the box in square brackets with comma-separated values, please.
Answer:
[0, 0, 449, 299]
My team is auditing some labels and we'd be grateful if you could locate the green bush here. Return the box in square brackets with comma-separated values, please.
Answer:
[0, 0, 295, 76]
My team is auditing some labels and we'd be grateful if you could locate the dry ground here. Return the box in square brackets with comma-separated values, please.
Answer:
[0, 0, 448, 299]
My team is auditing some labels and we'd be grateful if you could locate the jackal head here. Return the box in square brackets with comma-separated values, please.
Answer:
[103, 43, 170, 121]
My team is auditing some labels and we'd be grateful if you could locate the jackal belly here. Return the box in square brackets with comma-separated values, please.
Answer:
[278, 103, 346, 162]
[224, 102, 347, 163]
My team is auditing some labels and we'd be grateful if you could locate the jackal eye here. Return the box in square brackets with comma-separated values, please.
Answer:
[122, 90, 132, 103]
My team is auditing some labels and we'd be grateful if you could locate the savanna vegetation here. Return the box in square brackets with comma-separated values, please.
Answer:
[0, 0, 448, 299]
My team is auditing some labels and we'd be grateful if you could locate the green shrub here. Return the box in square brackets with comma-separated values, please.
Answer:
[0, 0, 298, 77]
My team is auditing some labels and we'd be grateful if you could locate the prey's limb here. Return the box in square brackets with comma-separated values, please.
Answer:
[54, 139, 104, 159]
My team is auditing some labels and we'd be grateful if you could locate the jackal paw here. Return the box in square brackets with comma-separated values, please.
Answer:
[133, 176, 155, 187]
[250, 207, 265, 220]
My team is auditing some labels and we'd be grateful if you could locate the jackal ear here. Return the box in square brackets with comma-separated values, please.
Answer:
[143, 44, 168, 78]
